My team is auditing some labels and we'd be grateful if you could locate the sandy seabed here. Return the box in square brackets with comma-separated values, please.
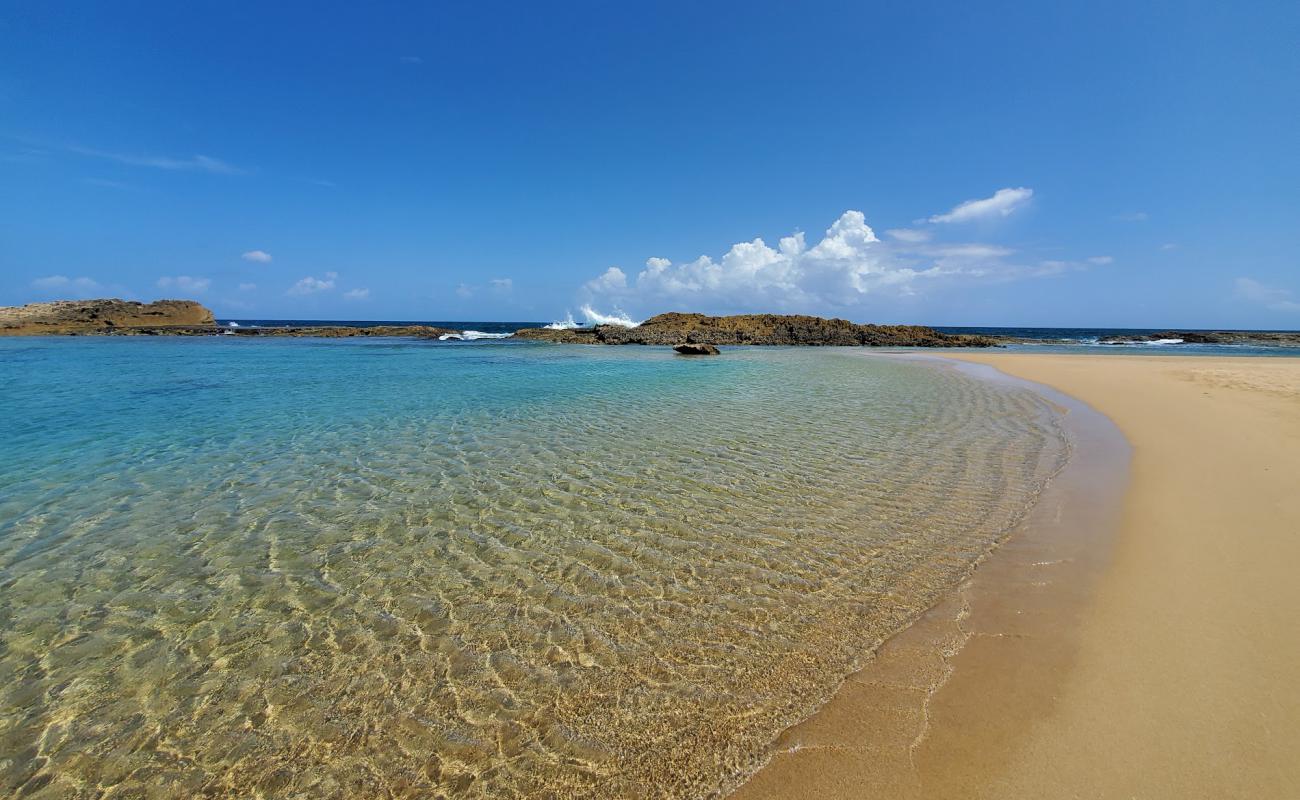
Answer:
[734, 354, 1300, 800]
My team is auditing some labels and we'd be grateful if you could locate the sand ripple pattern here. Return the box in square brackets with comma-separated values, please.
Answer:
[0, 340, 1067, 799]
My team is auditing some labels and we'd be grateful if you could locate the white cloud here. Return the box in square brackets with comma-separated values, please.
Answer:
[1160, 243, 1178, 251]
[69, 145, 242, 174]
[456, 283, 473, 298]
[886, 228, 931, 243]
[238, 282, 257, 291]
[288, 272, 337, 295]
[400, 55, 423, 64]
[343, 288, 371, 300]
[157, 275, 211, 293]
[929, 187, 1033, 224]
[242, 250, 272, 263]
[490, 278, 513, 291]
[1115, 211, 1149, 222]
[585, 267, 629, 293]
[577, 203, 1115, 315]
[30, 275, 105, 298]
[584, 210, 952, 312]
[1235, 278, 1300, 312]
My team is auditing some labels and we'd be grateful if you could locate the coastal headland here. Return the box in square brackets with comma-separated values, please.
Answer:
[736, 353, 1300, 799]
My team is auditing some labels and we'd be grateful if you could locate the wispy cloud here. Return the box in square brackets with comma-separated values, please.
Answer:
[928, 187, 1033, 224]
[1114, 211, 1149, 222]
[1087, 256, 1115, 265]
[400, 55, 423, 64]
[1160, 243, 1178, 251]
[30, 275, 107, 298]
[343, 288, 370, 300]
[490, 278, 514, 291]
[238, 282, 257, 291]
[886, 228, 931, 243]
[242, 250, 273, 263]
[68, 145, 243, 174]
[157, 275, 211, 293]
[288, 272, 337, 295]
[1235, 278, 1300, 312]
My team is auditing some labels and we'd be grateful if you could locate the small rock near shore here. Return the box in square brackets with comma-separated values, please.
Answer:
[673, 343, 720, 355]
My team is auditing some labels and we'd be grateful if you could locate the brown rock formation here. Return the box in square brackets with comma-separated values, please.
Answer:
[0, 299, 216, 335]
[673, 343, 721, 355]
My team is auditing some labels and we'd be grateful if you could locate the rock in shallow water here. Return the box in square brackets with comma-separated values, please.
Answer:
[673, 343, 720, 355]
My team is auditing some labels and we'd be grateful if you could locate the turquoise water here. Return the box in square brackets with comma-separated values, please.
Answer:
[0, 338, 1068, 798]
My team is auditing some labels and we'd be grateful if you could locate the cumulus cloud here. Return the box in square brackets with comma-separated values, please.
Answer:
[929, 187, 1033, 224]
[157, 275, 211, 293]
[288, 272, 337, 295]
[343, 288, 371, 300]
[242, 250, 272, 263]
[577, 199, 1109, 315]
[585, 267, 628, 293]
[583, 210, 953, 311]
[1235, 278, 1300, 312]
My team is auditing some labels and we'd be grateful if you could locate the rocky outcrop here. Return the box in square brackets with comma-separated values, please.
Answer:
[673, 343, 720, 355]
[0, 299, 216, 335]
[1098, 330, 1300, 347]
[514, 312, 999, 348]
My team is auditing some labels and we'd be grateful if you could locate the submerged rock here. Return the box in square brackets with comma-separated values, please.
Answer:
[673, 343, 720, 355]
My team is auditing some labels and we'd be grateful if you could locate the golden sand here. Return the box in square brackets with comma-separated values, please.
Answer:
[734, 354, 1300, 799]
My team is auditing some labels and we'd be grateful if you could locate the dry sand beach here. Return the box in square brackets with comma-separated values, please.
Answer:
[736, 353, 1300, 799]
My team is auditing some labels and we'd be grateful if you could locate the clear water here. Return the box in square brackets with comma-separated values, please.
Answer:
[0, 337, 1068, 799]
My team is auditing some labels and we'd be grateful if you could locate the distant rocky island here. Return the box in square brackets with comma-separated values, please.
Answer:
[515, 312, 1001, 347]
[0, 299, 453, 338]
[0, 299, 215, 335]
[1096, 330, 1300, 347]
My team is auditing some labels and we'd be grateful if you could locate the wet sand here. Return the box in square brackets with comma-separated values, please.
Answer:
[734, 354, 1300, 799]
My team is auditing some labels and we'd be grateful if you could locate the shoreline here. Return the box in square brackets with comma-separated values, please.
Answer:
[733, 353, 1300, 798]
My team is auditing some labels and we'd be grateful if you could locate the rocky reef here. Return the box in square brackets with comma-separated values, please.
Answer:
[1098, 330, 1300, 347]
[223, 325, 455, 338]
[0, 299, 215, 335]
[513, 312, 999, 348]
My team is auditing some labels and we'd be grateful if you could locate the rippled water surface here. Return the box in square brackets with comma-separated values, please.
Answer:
[0, 338, 1067, 799]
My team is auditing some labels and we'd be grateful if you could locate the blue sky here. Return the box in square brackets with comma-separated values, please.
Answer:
[2, 1, 1297, 327]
